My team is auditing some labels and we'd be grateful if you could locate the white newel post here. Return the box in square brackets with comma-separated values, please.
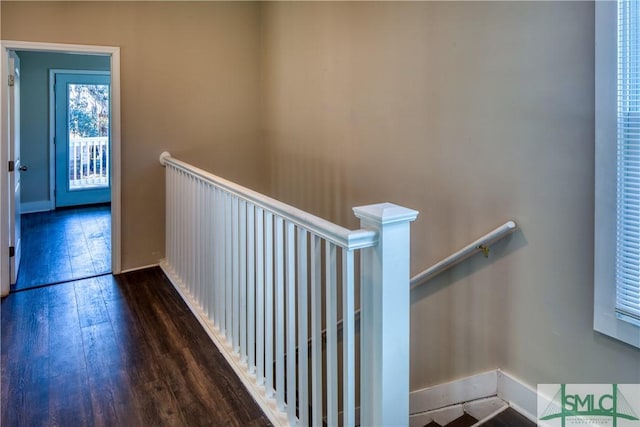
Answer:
[353, 203, 418, 427]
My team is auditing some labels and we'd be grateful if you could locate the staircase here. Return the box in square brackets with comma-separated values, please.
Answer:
[414, 397, 536, 427]
[425, 407, 534, 426]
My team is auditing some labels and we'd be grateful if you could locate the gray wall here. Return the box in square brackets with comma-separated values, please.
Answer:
[18, 51, 110, 208]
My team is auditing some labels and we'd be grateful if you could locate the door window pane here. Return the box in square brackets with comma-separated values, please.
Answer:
[67, 83, 109, 190]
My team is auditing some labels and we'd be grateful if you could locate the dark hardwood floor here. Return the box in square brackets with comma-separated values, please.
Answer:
[1, 267, 271, 426]
[14, 204, 111, 291]
[482, 407, 535, 426]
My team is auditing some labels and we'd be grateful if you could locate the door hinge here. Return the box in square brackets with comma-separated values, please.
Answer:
[8, 75, 14, 87]
[8, 161, 14, 172]
[9, 246, 15, 257]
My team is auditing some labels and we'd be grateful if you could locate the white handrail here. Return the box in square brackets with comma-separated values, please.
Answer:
[159, 152, 376, 250]
[410, 220, 518, 288]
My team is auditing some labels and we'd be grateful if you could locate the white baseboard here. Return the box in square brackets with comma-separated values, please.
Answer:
[159, 260, 288, 427]
[119, 263, 160, 274]
[497, 369, 538, 422]
[410, 370, 498, 414]
[409, 369, 538, 424]
[21, 200, 53, 214]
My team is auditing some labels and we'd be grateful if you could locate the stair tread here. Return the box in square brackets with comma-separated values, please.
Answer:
[481, 407, 535, 427]
[446, 413, 478, 427]
[423, 422, 441, 427]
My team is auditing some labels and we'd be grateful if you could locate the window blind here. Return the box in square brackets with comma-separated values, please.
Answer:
[616, 0, 640, 323]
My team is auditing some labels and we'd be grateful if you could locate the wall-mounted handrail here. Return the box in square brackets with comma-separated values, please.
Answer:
[321, 220, 518, 344]
[410, 220, 518, 288]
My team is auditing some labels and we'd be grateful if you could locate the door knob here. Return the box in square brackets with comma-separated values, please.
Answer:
[18, 165, 28, 172]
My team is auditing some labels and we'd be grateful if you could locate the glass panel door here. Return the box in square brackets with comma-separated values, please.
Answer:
[55, 73, 111, 207]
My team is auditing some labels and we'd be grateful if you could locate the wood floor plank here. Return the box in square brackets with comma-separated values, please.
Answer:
[131, 377, 188, 426]
[2, 267, 271, 426]
[74, 278, 110, 328]
[82, 321, 125, 374]
[482, 407, 536, 427]
[158, 345, 240, 426]
[87, 368, 140, 427]
[97, 274, 127, 302]
[15, 205, 111, 291]
[49, 371, 93, 427]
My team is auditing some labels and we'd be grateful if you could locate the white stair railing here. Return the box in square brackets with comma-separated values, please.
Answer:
[159, 152, 418, 427]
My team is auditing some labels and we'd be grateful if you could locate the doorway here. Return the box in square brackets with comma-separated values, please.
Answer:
[0, 41, 122, 296]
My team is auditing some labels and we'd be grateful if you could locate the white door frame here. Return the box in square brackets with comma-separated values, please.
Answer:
[0, 40, 122, 296]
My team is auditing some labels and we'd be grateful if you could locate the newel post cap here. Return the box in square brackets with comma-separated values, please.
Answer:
[353, 202, 418, 225]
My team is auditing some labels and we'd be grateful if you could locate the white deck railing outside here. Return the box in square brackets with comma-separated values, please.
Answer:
[69, 136, 109, 189]
[159, 152, 418, 427]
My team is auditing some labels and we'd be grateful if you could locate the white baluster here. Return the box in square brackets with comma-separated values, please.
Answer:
[97, 139, 102, 183]
[91, 143, 96, 184]
[174, 169, 181, 278]
[256, 207, 265, 385]
[247, 204, 256, 373]
[275, 216, 285, 411]
[311, 234, 323, 426]
[82, 139, 87, 184]
[215, 188, 225, 331]
[195, 179, 203, 305]
[105, 138, 110, 185]
[71, 140, 76, 187]
[232, 197, 240, 353]
[264, 211, 274, 397]
[286, 222, 297, 425]
[240, 199, 247, 361]
[189, 175, 196, 296]
[225, 192, 233, 342]
[326, 242, 338, 427]
[166, 165, 172, 269]
[180, 171, 185, 279]
[178, 170, 185, 283]
[343, 249, 355, 427]
[298, 229, 309, 426]
[199, 179, 207, 314]
[206, 183, 215, 321]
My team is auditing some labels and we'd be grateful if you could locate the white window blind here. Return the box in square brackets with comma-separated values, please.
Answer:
[616, 0, 640, 324]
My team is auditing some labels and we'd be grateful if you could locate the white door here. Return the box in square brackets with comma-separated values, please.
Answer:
[8, 51, 23, 285]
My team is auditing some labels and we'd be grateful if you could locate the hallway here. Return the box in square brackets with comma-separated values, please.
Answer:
[14, 204, 111, 291]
